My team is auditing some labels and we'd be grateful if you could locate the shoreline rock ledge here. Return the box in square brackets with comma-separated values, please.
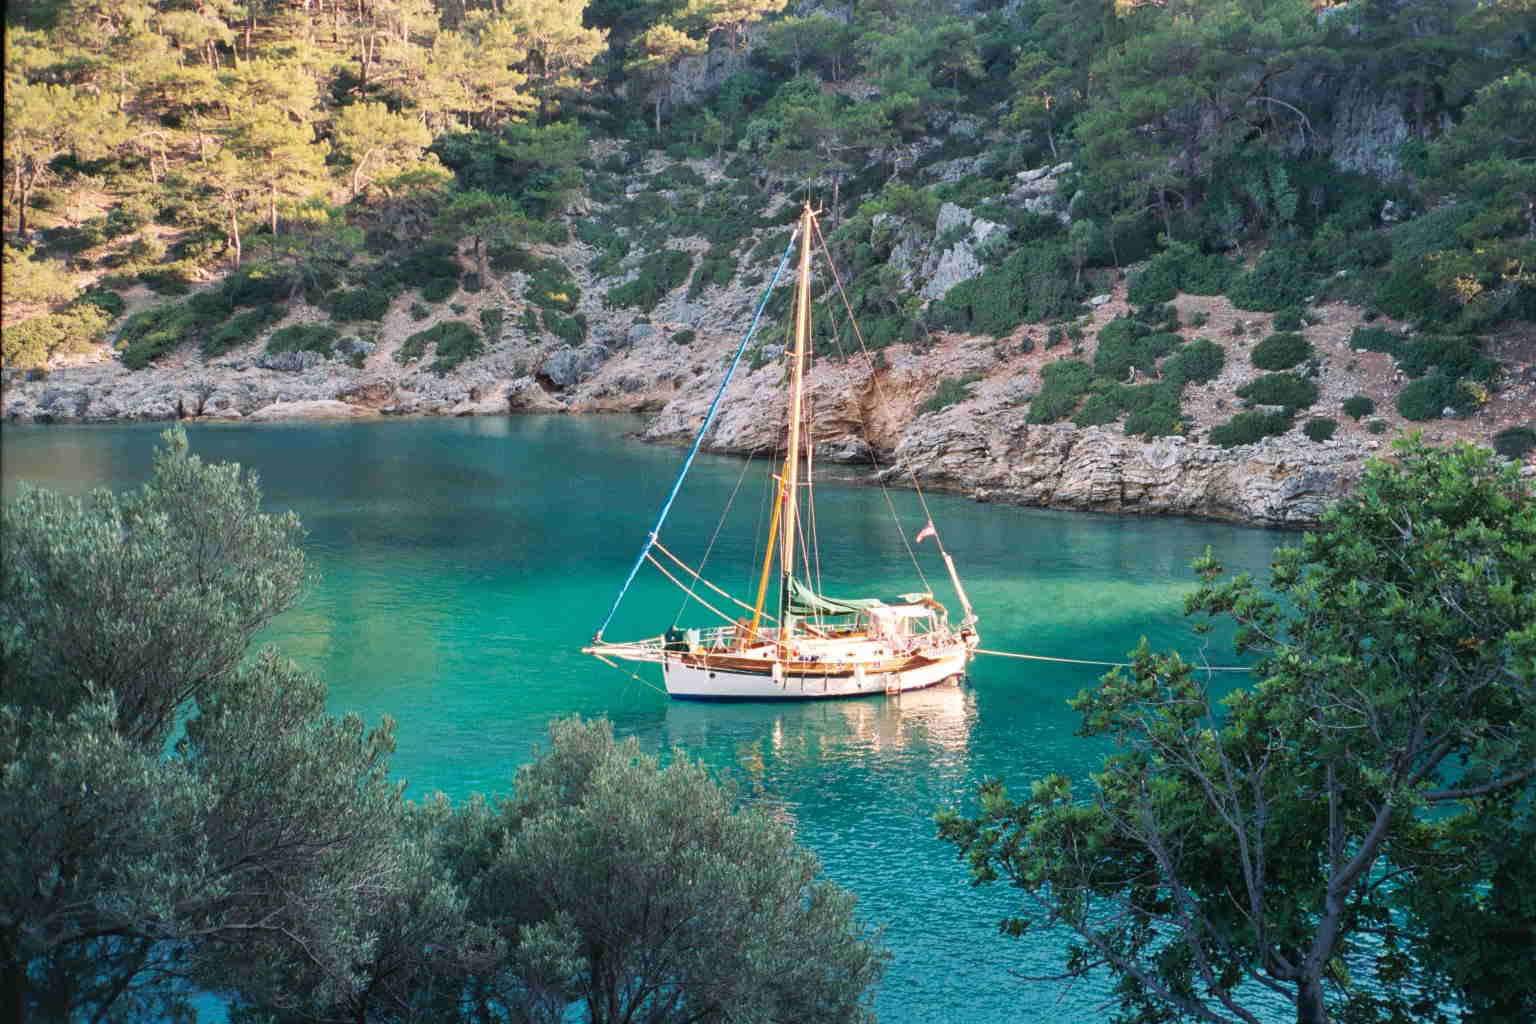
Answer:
[890, 415, 1363, 526]
[4, 361, 1366, 528]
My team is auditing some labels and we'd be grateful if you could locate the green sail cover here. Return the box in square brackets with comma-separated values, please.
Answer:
[787, 576, 887, 616]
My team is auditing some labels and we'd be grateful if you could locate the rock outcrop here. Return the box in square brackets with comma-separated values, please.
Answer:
[634, 346, 1361, 526]
[1, 356, 554, 423]
[894, 411, 1360, 526]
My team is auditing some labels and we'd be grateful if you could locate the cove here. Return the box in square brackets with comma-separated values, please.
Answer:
[1, 415, 1287, 1023]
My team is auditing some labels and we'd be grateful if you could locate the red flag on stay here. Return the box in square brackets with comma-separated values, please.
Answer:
[914, 520, 936, 544]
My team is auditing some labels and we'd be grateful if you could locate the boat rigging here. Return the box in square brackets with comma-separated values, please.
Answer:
[584, 202, 979, 700]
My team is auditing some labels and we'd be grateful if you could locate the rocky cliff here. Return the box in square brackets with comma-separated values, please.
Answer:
[6, 144, 1530, 529]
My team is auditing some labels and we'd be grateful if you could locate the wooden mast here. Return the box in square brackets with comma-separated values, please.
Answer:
[776, 202, 815, 648]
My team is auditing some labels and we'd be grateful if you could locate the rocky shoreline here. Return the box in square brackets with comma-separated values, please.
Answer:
[2, 336, 1368, 529]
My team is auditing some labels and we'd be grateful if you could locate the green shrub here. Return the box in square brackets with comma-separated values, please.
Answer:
[1208, 410, 1293, 447]
[410, 302, 431, 321]
[138, 265, 194, 295]
[526, 259, 580, 312]
[222, 267, 294, 307]
[1126, 240, 1232, 303]
[605, 250, 693, 312]
[1342, 395, 1375, 420]
[1396, 372, 1476, 421]
[489, 243, 537, 274]
[328, 287, 392, 321]
[1163, 339, 1226, 384]
[1027, 360, 1095, 423]
[1126, 259, 1178, 305]
[381, 243, 459, 289]
[1180, 251, 1235, 296]
[688, 249, 736, 300]
[1237, 373, 1318, 411]
[1123, 400, 1187, 439]
[117, 302, 199, 369]
[1374, 259, 1456, 324]
[1388, 205, 1473, 262]
[202, 303, 285, 357]
[266, 323, 340, 356]
[651, 164, 707, 190]
[1272, 307, 1304, 331]
[461, 272, 482, 293]
[933, 243, 1080, 337]
[544, 310, 587, 346]
[2, 305, 113, 369]
[1227, 250, 1313, 312]
[1072, 390, 1122, 427]
[1397, 335, 1496, 382]
[1069, 379, 1188, 434]
[75, 288, 126, 319]
[480, 307, 504, 336]
[396, 321, 483, 373]
[1134, 303, 1179, 331]
[521, 307, 541, 338]
[1303, 417, 1338, 442]
[1026, 393, 1087, 423]
[428, 322, 484, 373]
[1091, 317, 1145, 367]
[1350, 326, 1406, 357]
[1491, 425, 1536, 460]
[3, 245, 78, 305]
[671, 329, 695, 345]
[920, 374, 982, 415]
[1093, 319, 1179, 381]
[185, 289, 235, 328]
[1251, 332, 1314, 370]
[420, 277, 458, 303]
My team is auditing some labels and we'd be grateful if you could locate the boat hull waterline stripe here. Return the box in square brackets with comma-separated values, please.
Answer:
[592, 229, 801, 642]
[663, 651, 969, 700]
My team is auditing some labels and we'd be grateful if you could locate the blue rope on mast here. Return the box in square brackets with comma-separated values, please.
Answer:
[593, 229, 800, 641]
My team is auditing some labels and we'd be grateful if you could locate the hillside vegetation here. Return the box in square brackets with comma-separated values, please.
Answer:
[3, 0, 1534, 443]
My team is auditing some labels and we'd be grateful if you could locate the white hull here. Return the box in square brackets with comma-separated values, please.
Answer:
[661, 646, 971, 701]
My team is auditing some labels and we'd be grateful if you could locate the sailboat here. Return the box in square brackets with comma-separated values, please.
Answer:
[584, 202, 979, 700]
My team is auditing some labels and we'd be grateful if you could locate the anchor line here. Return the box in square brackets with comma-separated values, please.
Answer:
[973, 648, 1252, 672]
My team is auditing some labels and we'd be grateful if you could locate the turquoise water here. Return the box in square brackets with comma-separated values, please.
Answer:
[2, 416, 1286, 1022]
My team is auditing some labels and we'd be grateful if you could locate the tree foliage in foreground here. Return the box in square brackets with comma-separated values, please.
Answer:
[1, 428, 884, 1023]
[939, 439, 1536, 1024]
[1, 427, 404, 1022]
[433, 716, 888, 1024]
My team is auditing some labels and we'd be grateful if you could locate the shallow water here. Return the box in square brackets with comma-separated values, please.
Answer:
[2, 415, 1288, 1022]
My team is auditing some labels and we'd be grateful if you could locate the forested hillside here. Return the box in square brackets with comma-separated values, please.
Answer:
[3, 0, 1534, 454]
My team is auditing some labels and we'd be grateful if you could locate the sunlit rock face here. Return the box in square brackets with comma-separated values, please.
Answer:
[893, 416, 1359, 526]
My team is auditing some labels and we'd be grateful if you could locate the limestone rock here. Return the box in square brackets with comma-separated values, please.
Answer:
[246, 400, 379, 421]
[257, 350, 325, 372]
[1009, 162, 1073, 224]
[1328, 78, 1409, 181]
[506, 376, 564, 412]
[892, 414, 1361, 525]
[539, 344, 609, 390]
[918, 204, 1005, 301]
[923, 154, 989, 184]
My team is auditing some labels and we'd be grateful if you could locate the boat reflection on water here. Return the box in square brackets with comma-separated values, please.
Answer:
[662, 677, 978, 761]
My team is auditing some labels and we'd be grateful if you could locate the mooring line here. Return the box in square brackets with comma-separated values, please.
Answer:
[974, 648, 1252, 672]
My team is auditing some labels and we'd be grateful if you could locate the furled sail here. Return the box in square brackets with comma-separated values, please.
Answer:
[786, 576, 886, 616]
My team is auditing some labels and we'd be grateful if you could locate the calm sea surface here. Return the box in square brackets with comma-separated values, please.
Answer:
[2, 415, 1288, 1023]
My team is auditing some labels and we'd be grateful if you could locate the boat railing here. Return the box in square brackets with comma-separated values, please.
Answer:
[584, 623, 781, 662]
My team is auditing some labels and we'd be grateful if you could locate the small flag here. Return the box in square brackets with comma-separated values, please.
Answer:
[914, 520, 936, 544]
